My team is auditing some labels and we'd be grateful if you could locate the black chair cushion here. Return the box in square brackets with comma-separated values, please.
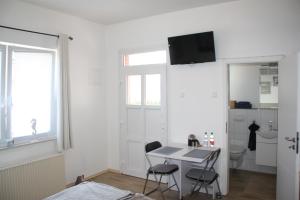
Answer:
[148, 164, 179, 174]
[186, 168, 219, 184]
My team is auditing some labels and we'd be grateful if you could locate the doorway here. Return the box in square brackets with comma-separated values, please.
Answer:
[223, 53, 299, 200]
[227, 62, 278, 199]
[119, 49, 168, 178]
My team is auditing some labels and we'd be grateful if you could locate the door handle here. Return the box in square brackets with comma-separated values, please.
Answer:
[286, 132, 299, 154]
[289, 145, 295, 150]
[285, 137, 296, 143]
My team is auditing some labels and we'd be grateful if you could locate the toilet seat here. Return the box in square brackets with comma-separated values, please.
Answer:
[230, 144, 245, 154]
[230, 144, 246, 168]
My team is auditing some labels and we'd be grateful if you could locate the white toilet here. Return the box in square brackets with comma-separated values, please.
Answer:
[230, 144, 246, 168]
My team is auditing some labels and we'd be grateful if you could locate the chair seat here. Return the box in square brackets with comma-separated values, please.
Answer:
[148, 164, 179, 174]
[186, 168, 219, 184]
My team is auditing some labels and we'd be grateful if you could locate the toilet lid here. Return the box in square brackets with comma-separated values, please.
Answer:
[230, 145, 245, 153]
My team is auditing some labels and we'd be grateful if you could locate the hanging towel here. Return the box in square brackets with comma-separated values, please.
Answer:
[248, 122, 260, 151]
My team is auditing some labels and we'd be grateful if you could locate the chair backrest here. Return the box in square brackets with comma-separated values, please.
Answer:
[204, 148, 221, 172]
[145, 141, 162, 153]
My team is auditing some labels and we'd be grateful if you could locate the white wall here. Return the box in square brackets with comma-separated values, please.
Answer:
[0, 0, 107, 184]
[104, 0, 300, 193]
[230, 64, 260, 107]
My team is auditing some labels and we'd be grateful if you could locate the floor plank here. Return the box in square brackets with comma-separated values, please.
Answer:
[91, 169, 276, 200]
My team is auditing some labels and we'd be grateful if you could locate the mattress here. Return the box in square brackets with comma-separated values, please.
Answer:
[45, 182, 153, 200]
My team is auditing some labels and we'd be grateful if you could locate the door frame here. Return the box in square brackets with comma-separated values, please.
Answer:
[118, 45, 168, 176]
[297, 52, 300, 200]
[220, 55, 285, 195]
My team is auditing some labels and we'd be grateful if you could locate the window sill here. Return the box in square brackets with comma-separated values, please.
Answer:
[0, 137, 57, 151]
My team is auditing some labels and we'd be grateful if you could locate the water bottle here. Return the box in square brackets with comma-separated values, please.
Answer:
[204, 132, 208, 147]
[210, 132, 215, 147]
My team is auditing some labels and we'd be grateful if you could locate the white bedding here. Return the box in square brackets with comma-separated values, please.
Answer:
[45, 182, 133, 200]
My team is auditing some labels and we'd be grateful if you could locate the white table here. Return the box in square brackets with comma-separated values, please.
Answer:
[146, 145, 220, 199]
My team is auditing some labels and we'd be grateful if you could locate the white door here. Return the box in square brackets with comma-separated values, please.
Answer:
[277, 53, 299, 200]
[120, 50, 167, 178]
[297, 52, 300, 200]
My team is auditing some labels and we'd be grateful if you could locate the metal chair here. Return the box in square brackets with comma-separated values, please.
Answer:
[185, 149, 222, 199]
[143, 141, 180, 199]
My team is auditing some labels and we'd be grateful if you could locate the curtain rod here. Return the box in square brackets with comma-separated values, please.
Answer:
[0, 25, 74, 40]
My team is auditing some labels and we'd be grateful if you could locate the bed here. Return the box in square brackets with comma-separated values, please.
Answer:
[45, 182, 153, 200]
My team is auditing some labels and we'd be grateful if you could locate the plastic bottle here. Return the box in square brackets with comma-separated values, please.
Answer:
[204, 132, 208, 147]
[210, 132, 215, 147]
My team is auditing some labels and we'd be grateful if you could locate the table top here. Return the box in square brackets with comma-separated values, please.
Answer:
[146, 145, 219, 163]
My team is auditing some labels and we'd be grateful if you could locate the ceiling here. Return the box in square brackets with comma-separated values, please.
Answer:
[19, 0, 238, 24]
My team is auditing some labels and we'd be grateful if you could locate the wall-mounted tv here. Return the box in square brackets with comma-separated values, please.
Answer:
[168, 31, 216, 65]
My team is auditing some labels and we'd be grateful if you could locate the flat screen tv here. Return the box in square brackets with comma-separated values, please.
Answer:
[168, 31, 216, 65]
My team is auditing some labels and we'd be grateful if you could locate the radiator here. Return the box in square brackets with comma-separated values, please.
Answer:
[0, 154, 65, 200]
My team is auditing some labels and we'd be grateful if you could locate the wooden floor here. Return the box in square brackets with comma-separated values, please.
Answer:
[91, 169, 276, 200]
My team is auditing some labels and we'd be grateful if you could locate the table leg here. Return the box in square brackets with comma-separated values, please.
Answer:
[212, 181, 216, 199]
[179, 160, 183, 199]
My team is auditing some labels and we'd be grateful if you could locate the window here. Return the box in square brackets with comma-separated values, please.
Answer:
[0, 46, 5, 142]
[0, 44, 56, 147]
[123, 50, 166, 67]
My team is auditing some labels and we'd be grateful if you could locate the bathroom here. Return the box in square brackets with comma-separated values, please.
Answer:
[228, 63, 278, 178]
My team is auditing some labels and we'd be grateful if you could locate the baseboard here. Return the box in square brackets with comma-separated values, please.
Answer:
[66, 181, 76, 188]
[107, 168, 121, 174]
[85, 170, 110, 180]
[65, 168, 121, 187]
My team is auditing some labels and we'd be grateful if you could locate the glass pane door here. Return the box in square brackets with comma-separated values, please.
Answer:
[145, 74, 161, 106]
[127, 75, 142, 105]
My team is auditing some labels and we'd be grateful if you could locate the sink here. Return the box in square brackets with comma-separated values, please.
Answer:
[256, 130, 278, 167]
[256, 130, 278, 139]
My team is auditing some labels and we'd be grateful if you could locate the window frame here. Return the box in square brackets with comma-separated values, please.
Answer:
[0, 44, 57, 148]
[0, 45, 6, 145]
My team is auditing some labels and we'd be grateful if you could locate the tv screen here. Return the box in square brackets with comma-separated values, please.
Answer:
[168, 31, 216, 65]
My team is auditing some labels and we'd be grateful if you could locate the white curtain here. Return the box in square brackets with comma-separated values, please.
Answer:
[57, 34, 72, 152]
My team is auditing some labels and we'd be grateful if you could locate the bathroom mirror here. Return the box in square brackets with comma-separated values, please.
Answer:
[229, 63, 279, 109]
[259, 63, 278, 106]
